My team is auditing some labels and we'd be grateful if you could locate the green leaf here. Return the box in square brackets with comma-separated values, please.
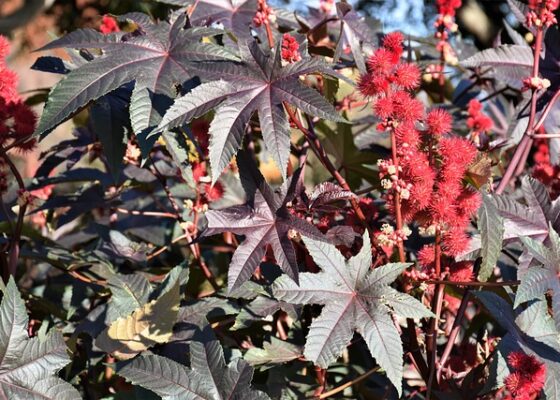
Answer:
[0, 279, 80, 399]
[477, 193, 504, 281]
[106, 272, 152, 323]
[513, 266, 553, 308]
[95, 278, 181, 359]
[244, 337, 301, 367]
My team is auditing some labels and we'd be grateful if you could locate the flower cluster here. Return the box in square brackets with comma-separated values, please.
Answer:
[522, 75, 552, 91]
[99, 15, 120, 34]
[281, 34, 301, 63]
[0, 36, 37, 193]
[526, 0, 559, 27]
[433, 0, 462, 66]
[532, 139, 560, 198]
[319, 0, 335, 14]
[359, 32, 480, 276]
[376, 223, 411, 248]
[188, 120, 224, 209]
[466, 99, 493, 142]
[504, 351, 546, 400]
[253, 0, 274, 27]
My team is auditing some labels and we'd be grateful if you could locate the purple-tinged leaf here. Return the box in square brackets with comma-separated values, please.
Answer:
[35, 13, 237, 137]
[202, 150, 327, 292]
[117, 340, 270, 399]
[273, 231, 427, 396]
[160, 40, 345, 182]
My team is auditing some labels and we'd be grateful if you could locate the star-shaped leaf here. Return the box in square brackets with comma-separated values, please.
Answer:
[203, 150, 326, 292]
[157, 0, 259, 39]
[516, 225, 560, 331]
[0, 279, 81, 400]
[461, 25, 560, 114]
[334, 3, 378, 73]
[476, 291, 560, 399]
[158, 40, 345, 181]
[35, 12, 237, 136]
[472, 176, 560, 272]
[117, 340, 270, 399]
[272, 231, 433, 396]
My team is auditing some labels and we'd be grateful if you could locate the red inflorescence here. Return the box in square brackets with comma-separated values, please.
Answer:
[532, 139, 560, 199]
[426, 108, 453, 136]
[466, 99, 493, 137]
[0, 35, 38, 193]
[359, 31, 480, 274]
[99, 15, 120, 34]
[436, 0, 462, 17]
[253, 0, 273, 27]
[504, 352, 546, 400]
[281, 33, 301, 63]
[204, 182, 224, 202]
[526, 0, 559, 27]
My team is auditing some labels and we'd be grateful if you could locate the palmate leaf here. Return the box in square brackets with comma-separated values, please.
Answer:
[159, 40, 345, 182]
[95, 275, 182, 359]
[483, 176, 560, 272]
[516, 226, 560, 330]
[273, 231, 432, 396]
[477, 192, 504, 282]
[461, 27, 560, 110]
[35, 13, 237, 137]
[334, 3, 377, 73]
[203, 151, 326, 292]
[244, 337, 302, 367]
[156, 0, 259, 40]
[117, 340, 270, 399]
[476, 292, 560, 399]
[0, 279, 81, 400]
[461, 45, 533, 86]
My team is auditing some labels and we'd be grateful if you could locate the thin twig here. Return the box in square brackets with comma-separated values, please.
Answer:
[496, 26, 545, 194]
[149, 157, 219, 291]
[437, 291, 471, 381]
[318, 367, 379, 399]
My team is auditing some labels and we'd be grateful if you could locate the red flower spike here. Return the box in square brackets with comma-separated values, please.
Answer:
[505, 352, 546, 400]
[204, 182, 224, 202]
[367, 48, 395, 74]
[455, 189, 482, 219]
[442, 227, 470, 256]
[373, 96, 394, 120]
[281, 33, 301, 63]
[418, 244, 436, 267]
[192, 162, 207, 183]
[447, 261, 474, 282]
[12, 101, 37, 138]
[0, 67, 19, 104]
[392, 91, 424, 122]
[382, 32, 404, 63]
[0, 36, 10, 61]
[100, 15, 120, 35]
[395, 121, 421, 148]
[436, 0, 462, 16]
[426, 108, 453, 136]
[466, 99, 493, 135]
[393, 63, 421, 90]
[358, 73, 389, 97]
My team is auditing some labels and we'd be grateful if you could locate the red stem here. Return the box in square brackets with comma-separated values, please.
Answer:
[0, 147, 27, 280]
[496, 27, 544, 194]
[426, 228, 443, 399]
